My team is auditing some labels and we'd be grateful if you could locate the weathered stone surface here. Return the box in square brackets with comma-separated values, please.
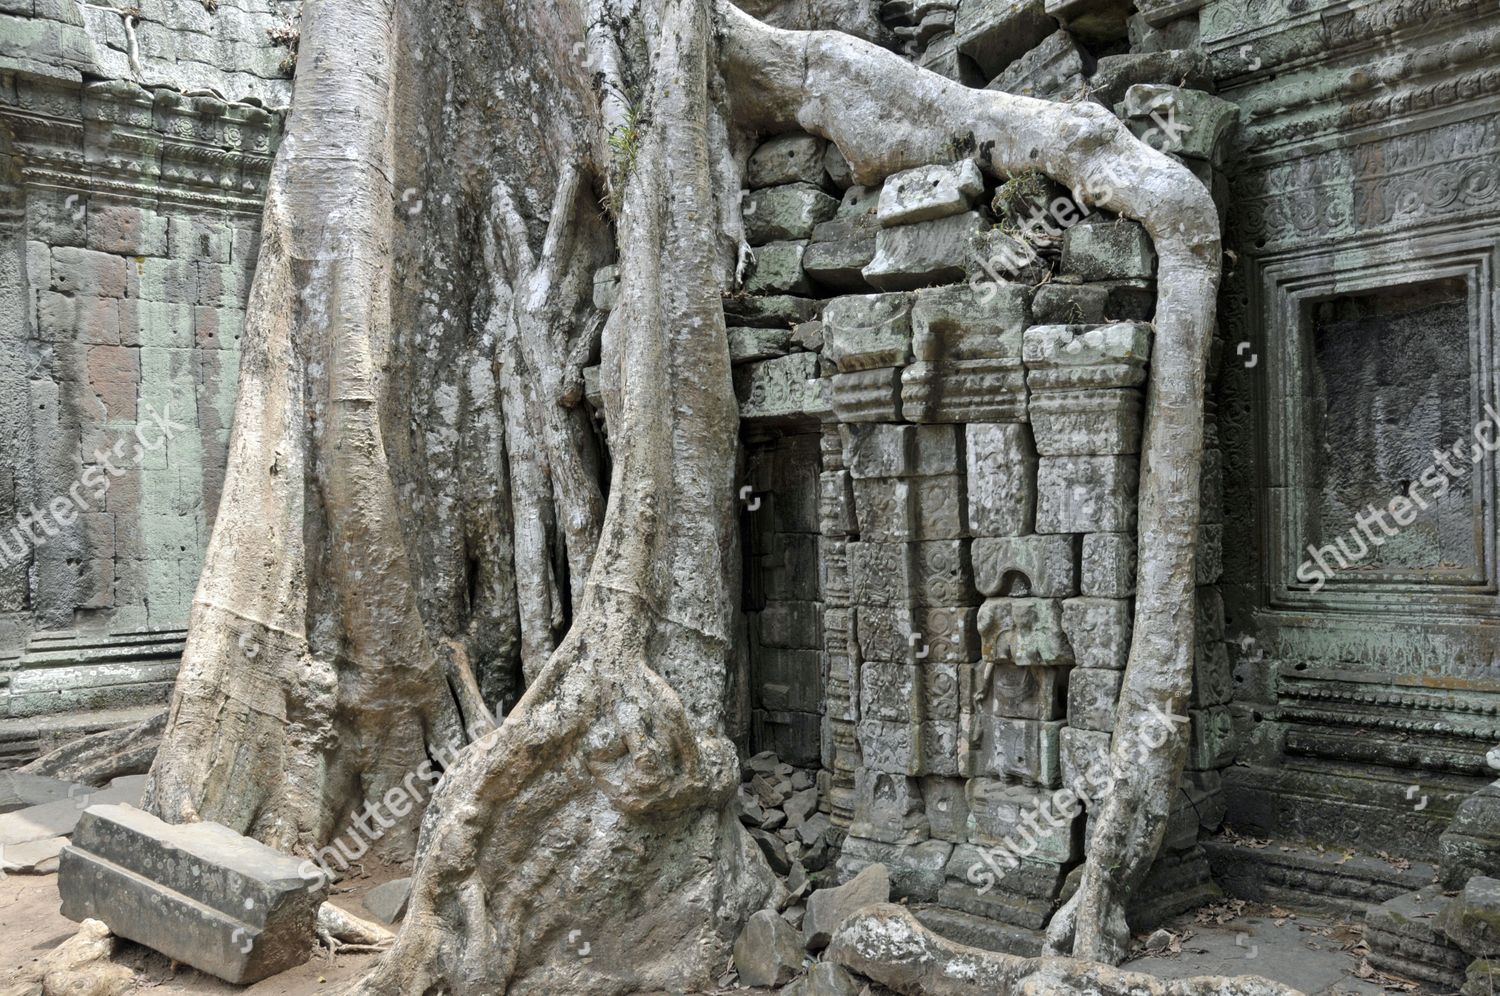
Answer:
[1087, 49, 1213, 107]
[864, 212, 987, 292]
[1466, 960, 1500, 996]
[737, 353, 828, 423]
[828, 368, 901, 422]
[967, 716, 1063, 786]
[592, 264, 618, 311]
[734, 908, 805, 986]
[986, 30, 1085, 100]
[364, 877, 413, 926]
[1, 834, 70, 873]
[1029, 388, 1143, 456]
[746, 240, 813, 295]
[58, 804, 325, 984]
[954, 0, 1056, 79]
[972, 535, 1078, 597]
[0, 775, 145, 846]
[1442, 784, 1500, 888]
[1031, 280, 1155, 325]
[783, 961, 863, 996]
[803, 236, 877, 291]
[965, 423, 1036, 538]
[1045, 0, 1133, 45]
[1061, 596, 1132, 670]
[1068, 666, 1123, 732]
[1186, 706, 1235, 770]
[749, 134, 828, 188]
[978, 597, 1071, 668]
[844, 423, 963, 479]
[723, 294, 820, 328]
[877, 160, 985, 228]
[1023, 322, 1151, 390]
[0, 772, 85, 813]
[901, 357, 1028, 424]
[839, 835, 952, 903]
[1036, 454, 1138, 533]
[1366, 887, 1471, 991]
[912, 281, 1030, 362]
[967, 659, 1066, 720]
[823, 292, 914, 372]
[965, 778, 1078, 862]
[746, 183, 840, 244]
[1120, 84, 1240, 162]
[1060, 725, 1112, 791]
[824, 143, 854, 191]
[804, 862, 890, 950]
[1438, 876, 1500, 957]
[1081, 532, 1136, 597]
[728, 326, 794, 364]
[1060, 220, 1156, 281]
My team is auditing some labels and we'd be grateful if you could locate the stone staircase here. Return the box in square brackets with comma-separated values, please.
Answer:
[0, 629, 184, 766]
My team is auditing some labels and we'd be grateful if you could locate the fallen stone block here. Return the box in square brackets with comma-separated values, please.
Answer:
[0, 772, 88, 813]
[1, 834, 70, 874]
[58, 804, 326, 985]
[955, 0, 1056, 80]
[0, 774, 145, 846]
[734, 908, 805, 986]
[783, 961, 863, 996]
[804, 862, 890, 950]
[363, 877, 413, 926]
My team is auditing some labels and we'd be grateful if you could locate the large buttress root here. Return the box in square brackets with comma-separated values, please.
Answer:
[144, 0, 487, 856]
[350, 2, 780, 992]
[717, 7, 1220, 963]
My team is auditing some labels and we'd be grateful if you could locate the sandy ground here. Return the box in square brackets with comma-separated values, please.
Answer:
[0, 870, 1447, 995]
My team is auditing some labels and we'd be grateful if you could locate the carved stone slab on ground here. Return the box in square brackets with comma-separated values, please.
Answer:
[58, 803, 327, 984]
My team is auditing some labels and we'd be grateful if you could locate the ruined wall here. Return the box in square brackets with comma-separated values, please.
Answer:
[0, 0, 292, 753]
[705, 68, 1237, 937]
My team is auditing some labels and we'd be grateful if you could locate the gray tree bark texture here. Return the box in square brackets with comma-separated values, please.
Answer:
[145, 0, 1227, 988]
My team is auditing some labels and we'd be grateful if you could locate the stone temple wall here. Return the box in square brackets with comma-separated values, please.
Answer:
[0, 0, 292, 757]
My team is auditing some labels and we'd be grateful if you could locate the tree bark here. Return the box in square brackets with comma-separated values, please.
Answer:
[143, 0, 491, 858]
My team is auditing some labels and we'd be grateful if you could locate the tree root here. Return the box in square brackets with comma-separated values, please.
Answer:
[829, 905, 1304, 996]
[19, 710, 165, 786]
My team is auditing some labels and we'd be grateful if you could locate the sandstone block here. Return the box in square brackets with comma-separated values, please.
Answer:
[986, 30, 1085, 100]
[58, 804, 324, 985]
[50, 246, 128, 299]
[844, 423, 963, 479]
[954, 0, 1056, 79]
[864, 211, 986, 291]
[1067, 666, 1123, 732]
[746, 183, 840, 244]
[1081, 532, 1136, 597]
[86, 203, 168, 256]
[1061, 596, 1132, 670]
[977, 596, 1071, 667]
[1031, 280, 1154, 325]
[734, 909, 805, 986]
[965, 779, 1078, 862]
[1036, 454, 1138, 533]
[1022, 322, 1152, 390]
[973, 534, 1078, 597]
[966, 659, 1066, 720]
[1120, 84, 1240, 162]
[831, 368, 904, 422]
[745, 240, 812, 296]
[823, 292, 914, 372]
[901, 357, 1027, 424]
[912, 281, 1030, 362]
[805, 862, 891, 950]
[1061, 220, 1155, 281]
[749, 134, 828, 188]
[968, 716, 1064, 786]
[1029, 389, 1143, 455]
[804, 236, 877, 291]
[877, 160, 985, 228]
[965, 423, 1037, 537]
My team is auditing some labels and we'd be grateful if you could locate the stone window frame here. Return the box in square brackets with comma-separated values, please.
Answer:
[1250, 224, 1500, 613]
